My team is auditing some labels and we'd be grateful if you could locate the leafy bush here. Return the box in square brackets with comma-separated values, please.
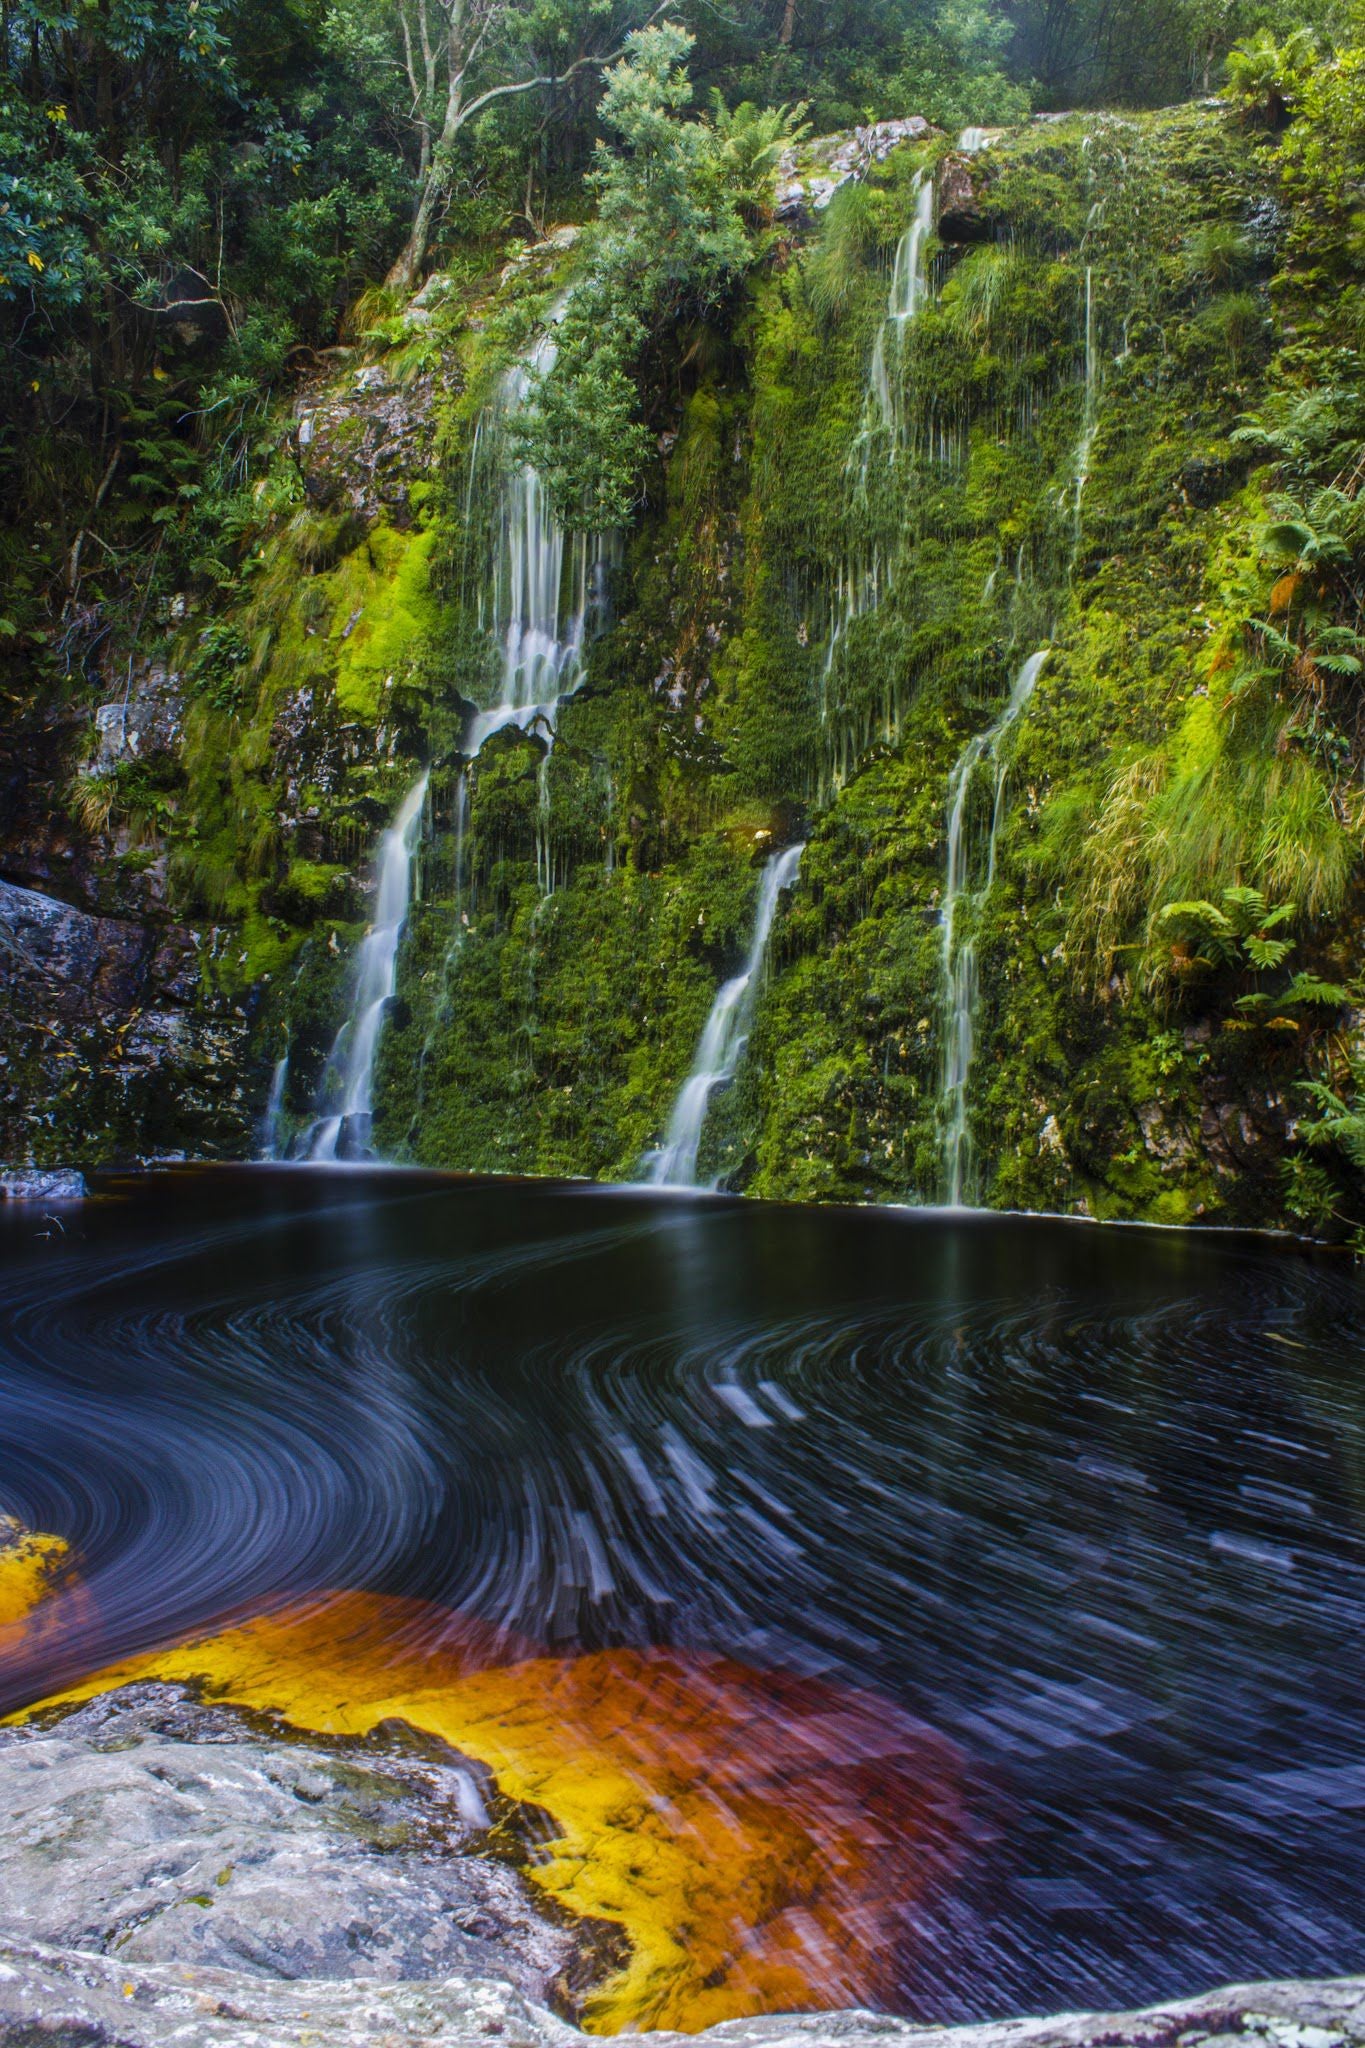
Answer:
[516, 27, 805, 528]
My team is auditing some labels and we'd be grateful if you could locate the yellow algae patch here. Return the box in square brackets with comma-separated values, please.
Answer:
[20, 1592, 963, 2034]
[0, 1515, 70, 1629]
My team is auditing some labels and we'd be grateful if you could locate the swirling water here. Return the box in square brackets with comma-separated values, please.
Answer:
[3, 1169, 1365, 2025]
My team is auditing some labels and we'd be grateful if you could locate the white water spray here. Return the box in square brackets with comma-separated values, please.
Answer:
[1072, 264, 1099, 558]
[937, 652, 1048, 1206]
[260, 1053, 289, 1161]
[304, 771, 429, 1162]
[868, 169, 936, 442]
[464, 319, 613, 759]
[820, 169, 938, 794]
[648, 845, 805, 1189]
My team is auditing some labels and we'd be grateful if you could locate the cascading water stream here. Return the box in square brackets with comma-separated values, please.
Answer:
[302, 771, 429, 1162]
[1072, 263, 1098, 558]
[648, 844, 805, 1189]
[260, 1052, 289, 1161]
[457, 309, 617, 906]
[463, 319, 613, 762]
[936, 652, 1048, 1207]
[932, 248, 1103, 1203]
[820, 169, 938, 800]
[868, 168, 936, 444]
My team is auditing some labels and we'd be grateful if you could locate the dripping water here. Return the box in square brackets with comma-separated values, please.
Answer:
[1072, 264, 1099, 560]
[260, 1053, 289, 1162]
[868, 168, 936, 445]
[936, 653, 1048, 1207]
[464, 320, 613, 759]
[820, 170, 938, 796]
[452, 768, 470, 924]
[647, 845, 805, 1189]
[302, 771, 429, 1162]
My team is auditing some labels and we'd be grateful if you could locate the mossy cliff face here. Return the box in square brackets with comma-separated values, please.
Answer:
[8, 104, 1361, 1227]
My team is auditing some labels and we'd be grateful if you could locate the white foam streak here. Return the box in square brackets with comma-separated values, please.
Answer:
[648, 846, 804, 1189]
[304, 772, 429, 1161]
[937, 653, 1048, 1206]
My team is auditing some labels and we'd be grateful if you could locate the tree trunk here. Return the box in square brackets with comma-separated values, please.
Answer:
[386, 183, 438, 291]
[779, 0, 796, 45]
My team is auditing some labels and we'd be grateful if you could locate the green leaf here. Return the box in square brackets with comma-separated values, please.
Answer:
[1283, 973, 1349, 1007]
[1244, 934, 1293, 969]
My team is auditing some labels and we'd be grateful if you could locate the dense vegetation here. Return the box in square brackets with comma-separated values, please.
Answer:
[6, 0, 1365, 1236]
[0, 0, 1340, 678]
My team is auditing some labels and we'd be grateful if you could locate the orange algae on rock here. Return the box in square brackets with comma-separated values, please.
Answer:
[0, 1515, 72, 1631]
[18, 1591, 963, 2033]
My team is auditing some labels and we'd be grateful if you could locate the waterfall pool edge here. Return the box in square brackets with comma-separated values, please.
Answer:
[48, 1158, 1328, 1268]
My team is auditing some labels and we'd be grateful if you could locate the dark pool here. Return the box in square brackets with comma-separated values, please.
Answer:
[2, 1166, 1365, 2021]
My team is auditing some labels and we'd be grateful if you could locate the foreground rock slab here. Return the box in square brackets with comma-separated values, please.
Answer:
[0, 1686, 1362, 2048]
[1, 1941, 1362, 2048]
[0, 1686, 594, 2008]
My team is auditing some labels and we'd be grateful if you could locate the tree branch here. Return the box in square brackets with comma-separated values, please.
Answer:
[456, 1, 679, 129]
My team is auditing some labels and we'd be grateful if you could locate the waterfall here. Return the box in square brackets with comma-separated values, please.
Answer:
[464, 319, 613, 760]
[957, 126, 992, 153]
[648, 845, 805, 1189]
[937, 652, 1048, 1207]
[822, 167, 938, 796]
[1071, 264, 1099, 557]
[452, 767, 470, 922]
[303, 771, 429, 1163]
[868, 168, 936, 443]
[259, 1053, 289, 1162]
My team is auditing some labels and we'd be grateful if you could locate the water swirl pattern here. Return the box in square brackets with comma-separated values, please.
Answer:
[3, 1170, 1365, 2028]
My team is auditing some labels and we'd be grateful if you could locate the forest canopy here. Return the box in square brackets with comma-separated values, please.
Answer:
[0, 0, 1354, 682]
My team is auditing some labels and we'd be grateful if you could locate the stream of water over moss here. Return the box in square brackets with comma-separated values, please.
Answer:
[2, 1170, 1364, 2028]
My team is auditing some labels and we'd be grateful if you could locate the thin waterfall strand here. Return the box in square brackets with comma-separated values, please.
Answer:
[821, 169, 937, 799]
[464, 319, 612, 759]
[648, 845, 805, 1189]
[1071, 264, 1099, 560]
[304, 771, 429, 1162]
[868, 169, 936, 443]
[260, 1054, 289, 1162]
[937, 653, 1048, 1207]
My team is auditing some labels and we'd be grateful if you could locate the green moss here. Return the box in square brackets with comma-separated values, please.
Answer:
[330, 523, 441, 720]
[66, 100, 1358, 1228]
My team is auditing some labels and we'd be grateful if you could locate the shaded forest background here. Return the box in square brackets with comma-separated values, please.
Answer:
[0, 0, 1347, 693]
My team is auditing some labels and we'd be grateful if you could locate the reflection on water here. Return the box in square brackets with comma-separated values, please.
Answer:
[2, 1169, 1365, 2029]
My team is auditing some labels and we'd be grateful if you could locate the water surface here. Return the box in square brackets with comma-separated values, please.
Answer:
[2, 1169, 1364, 2025]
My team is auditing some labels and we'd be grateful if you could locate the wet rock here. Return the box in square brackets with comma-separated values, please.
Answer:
[1197, 1076, 1291, 1177]
[0, 1686, 589, 2003]
[292, 347, 450, 526]
[147, 266, 230, 346]
[0, 880, 149, 1020]
[0, 879, 251, 1168]
[0, 1692, 1363, 2048]
[937, 153, 991, 242]
[775, 118, 937, 221]
[0, 1167, 85, 1201]
[91, 664, 185, 766]
[1136, 1101, 1198, 1168]
[499, 225, 581, 289]
[0, 1928, 1361, 2048]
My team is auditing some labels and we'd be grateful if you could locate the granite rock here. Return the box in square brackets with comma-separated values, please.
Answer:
[0, 1687, 1362, 2048]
